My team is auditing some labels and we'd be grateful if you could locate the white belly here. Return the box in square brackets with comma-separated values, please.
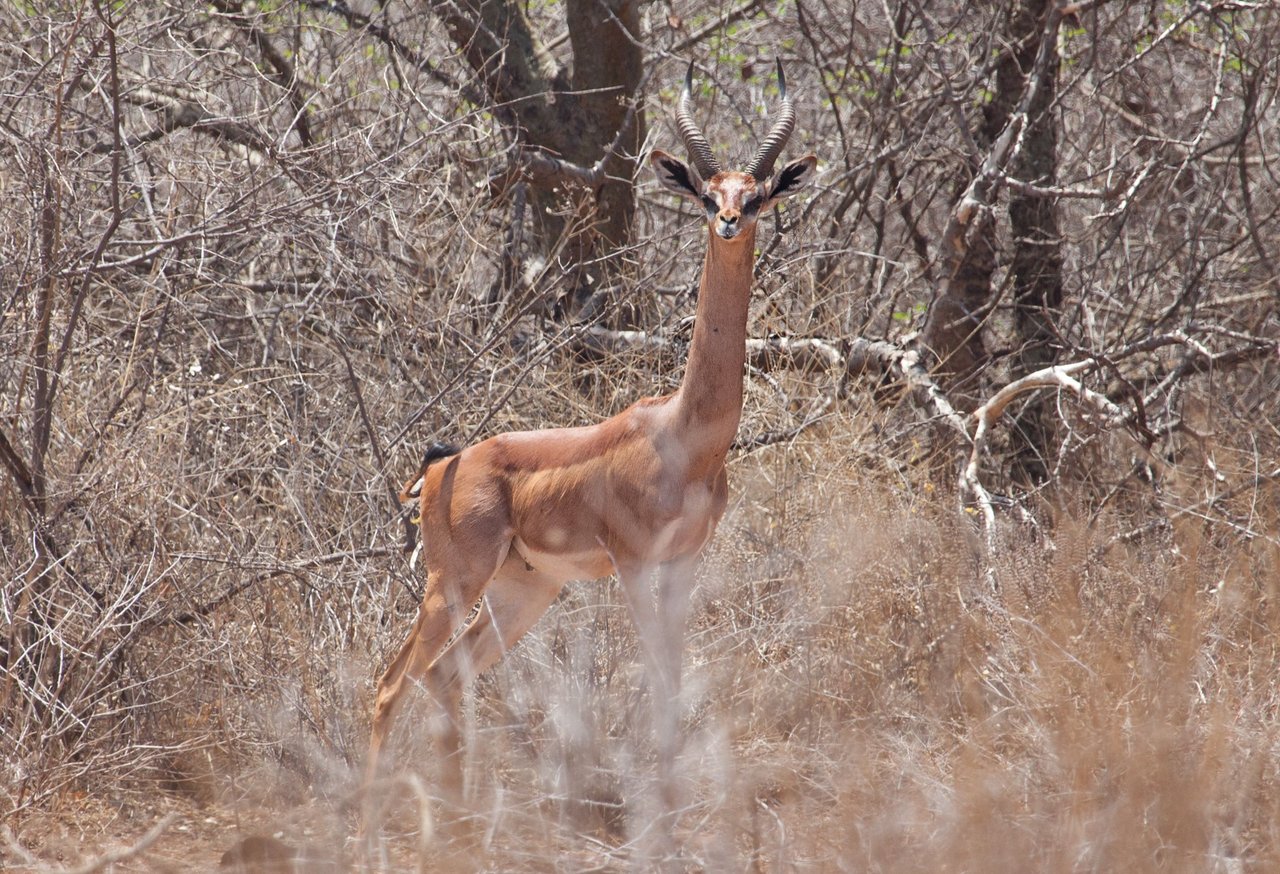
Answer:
[511, 537, 614, 582]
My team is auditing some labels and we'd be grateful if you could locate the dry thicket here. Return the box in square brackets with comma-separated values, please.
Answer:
[1, 0, 1278, 870]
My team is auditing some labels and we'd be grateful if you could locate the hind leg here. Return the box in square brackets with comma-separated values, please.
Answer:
[366, 541, 511, 802]
[421, 552, 566, 798]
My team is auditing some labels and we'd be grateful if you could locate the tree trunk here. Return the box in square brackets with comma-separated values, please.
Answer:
[921, 0, 1062, 420]
[1001, 0, 1064, 485]
[425, 0, 646, 322]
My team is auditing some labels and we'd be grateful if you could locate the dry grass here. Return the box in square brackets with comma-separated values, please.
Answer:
[4, 404, 1278, 871]
[182, 425, 1280, 872]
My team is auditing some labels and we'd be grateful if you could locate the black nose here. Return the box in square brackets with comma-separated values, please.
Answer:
[720, 213, 737, 224]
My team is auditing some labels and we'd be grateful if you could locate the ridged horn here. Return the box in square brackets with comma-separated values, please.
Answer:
[744, 59, 796, 181]
[676, 61, 721, 180]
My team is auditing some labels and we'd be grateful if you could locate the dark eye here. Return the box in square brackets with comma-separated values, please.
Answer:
[743, 195, 764, 214]
[700, 195, 717, 211]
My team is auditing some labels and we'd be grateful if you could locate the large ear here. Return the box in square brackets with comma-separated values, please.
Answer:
[650, 149, 704, 204]
[764, 155, 817, 209]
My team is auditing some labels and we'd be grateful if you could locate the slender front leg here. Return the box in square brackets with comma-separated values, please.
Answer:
[653, 557, 697, 806]
[619, 555, 699, 866]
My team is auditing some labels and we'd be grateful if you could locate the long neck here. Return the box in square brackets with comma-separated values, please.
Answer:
[671, 226, 757, 456]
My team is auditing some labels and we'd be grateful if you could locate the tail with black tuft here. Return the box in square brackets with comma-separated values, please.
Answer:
[400, 441, 462, 503]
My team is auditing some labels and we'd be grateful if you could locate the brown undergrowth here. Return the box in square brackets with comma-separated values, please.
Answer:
[4, 416, 1278, 871]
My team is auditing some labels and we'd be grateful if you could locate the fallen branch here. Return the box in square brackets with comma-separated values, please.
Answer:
[746, 335, 843, 374]
[101, 83, 273, 156]
[963, 327, 1279, 558]
[575, 325, 964, 427]
[963, 360, 1115, 548]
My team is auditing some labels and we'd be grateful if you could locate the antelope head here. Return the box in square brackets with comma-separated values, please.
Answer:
[651, 60, 817, 243]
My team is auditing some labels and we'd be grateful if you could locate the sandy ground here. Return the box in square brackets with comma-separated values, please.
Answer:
[3, 793, 352, 872]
